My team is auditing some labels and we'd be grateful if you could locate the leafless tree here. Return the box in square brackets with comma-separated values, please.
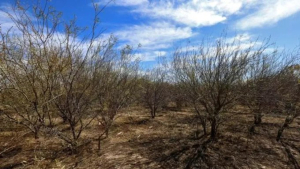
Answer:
[242, 47, 299, 133]
[141, 60, 169, 118]
[173, 37, 267, 139]
[275, 64, 300, 141]
[168, 82, 188, 110]
[0, 0, 117, 152]
[241, 46, 280, 133]
[0, 0, 63, 139]
[95, 45, 139, 151]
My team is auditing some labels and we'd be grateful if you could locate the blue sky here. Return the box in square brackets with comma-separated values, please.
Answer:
[1, 0, 300, 67]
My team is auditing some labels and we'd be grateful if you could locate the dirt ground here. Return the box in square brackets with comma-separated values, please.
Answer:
[0, 106, 300, 169]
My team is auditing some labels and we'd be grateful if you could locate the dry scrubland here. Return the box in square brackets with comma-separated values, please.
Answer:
[1, 106, 300, 169]
[1, 1, 300, 169]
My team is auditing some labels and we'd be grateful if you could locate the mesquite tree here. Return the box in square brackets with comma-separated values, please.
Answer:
[242, 48, 280, 133]
[141, 63, 169, 118]
[276, 64, 300, 141]
[242, 47, 299, 133]
[95, 45, 139, 151]
[0, 0, 118, 152]
[173, 37, 266, 139]
[0, 1, 62, 139]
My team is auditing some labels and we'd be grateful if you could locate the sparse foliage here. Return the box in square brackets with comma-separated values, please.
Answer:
[173, 37, 268, 139]
[0, 0, 137, 153]
[141, 61, 169, 118]
[95, 45, 139, 151]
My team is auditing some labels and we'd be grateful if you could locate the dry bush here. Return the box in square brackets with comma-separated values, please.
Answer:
[0, 0, 138, 153]
[95, 45, 139, 151]
[172, 36, 273, 139]
[0, 1, 63, 139]
[241, 46, 284, 133]
[241, 46, 300, 135]
[275, 64, 300, 141]
[141, 62, 170, 118]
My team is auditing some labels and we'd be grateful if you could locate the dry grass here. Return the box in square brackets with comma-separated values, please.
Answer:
[0, 106, 300, 169]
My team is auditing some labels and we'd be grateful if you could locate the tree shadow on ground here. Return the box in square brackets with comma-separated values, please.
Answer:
[281, 140, 300, 169]
[127, 134, 218, 169]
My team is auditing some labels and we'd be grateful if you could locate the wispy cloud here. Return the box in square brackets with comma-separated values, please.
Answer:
[102, 0, 260, 27]
[132, 0, 246, 27]
[236, 0, 300, 30]
[0, 4, 17, 32]
[133, 51, 167, 62]
[0, 12, 14, 32]
[2, 0, 297, 64]
[180, 33, 274, 57]
[114, 22, 194, 50]
[97, 0, 148, 7]
[100, 0, 300, 30]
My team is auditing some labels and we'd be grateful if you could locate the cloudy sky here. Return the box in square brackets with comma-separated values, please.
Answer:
[1, 0, 300, 66]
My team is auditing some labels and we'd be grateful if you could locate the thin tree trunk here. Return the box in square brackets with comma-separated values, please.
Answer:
[201, 118, 207, 135]
[210, 117, 217, 140]
[276, 115, 296, 141]
[98, 136, 101, 151]
[276, 127, 285, 141]
[250, 113, 263, 134]
[254, 113, 262, 125]
[34, 131, 39, 139]
[151, 108, 156, 118]
[33, 126, 40, 139]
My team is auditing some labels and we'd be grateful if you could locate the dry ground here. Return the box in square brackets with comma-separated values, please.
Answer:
[0, 106, 300, 169]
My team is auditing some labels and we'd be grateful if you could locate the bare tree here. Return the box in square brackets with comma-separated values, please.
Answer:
[275, 64, 300, 141]
[241, 47, 280, 133]
[173, 37, 266, 139]
[95, 45, 139, 151]
[141, 60, 169, 118]
[0, 0, 116, 152]
[242, 47, 299, 134]
[168, 82, 188, 111]
[0, 0, 62, 138]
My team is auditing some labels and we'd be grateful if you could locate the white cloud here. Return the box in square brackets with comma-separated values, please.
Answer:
[0, 7, 16, 32]
[236, 0, 300, 30]
[221, 33, 269, 53]
[133, 51, 166, 62]
[97, 0, 148, 6]
[95, 0, 300, 57]
[132, 0, 260, 27]
[225, 33, 252, 43]
[0, 4, 37, 34]
[114, 22, 194, 50]
[180, 33, 274, 60]
[103, 0, 300, 30]
[98, 0, 260, 28]
[224, 33, 264, 50]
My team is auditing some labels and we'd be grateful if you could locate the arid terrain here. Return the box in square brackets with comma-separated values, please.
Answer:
[1, 1, 300, 169]
[1, 106, 299, 169]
